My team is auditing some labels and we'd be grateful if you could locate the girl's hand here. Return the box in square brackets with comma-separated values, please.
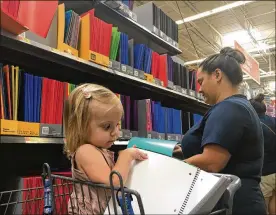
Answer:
[121, 146, 148, 161]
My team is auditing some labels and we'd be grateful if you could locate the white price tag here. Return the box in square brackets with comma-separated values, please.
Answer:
[122, 65, 126, 72]
[176, 136, 179, 141]
[129, 11, 132, 18]
[167, 36, 170, 42]
[167, 136, 171, 140]
[119, 131, 123, 138]
[153, 26, 157, 34]
[160, 31, 163, 37]
[134, 70, 139, 77]
[109, 61, 113, 67]
[148, 133, 152, 139]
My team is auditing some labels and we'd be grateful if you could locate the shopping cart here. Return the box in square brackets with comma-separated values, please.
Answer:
[0, 163, 241, 215]
[0, 163, 144, 215]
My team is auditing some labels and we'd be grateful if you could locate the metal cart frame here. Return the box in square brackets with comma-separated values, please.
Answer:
[0, 163, 241, 215]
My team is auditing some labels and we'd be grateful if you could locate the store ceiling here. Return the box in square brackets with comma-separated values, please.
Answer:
[134, 1, 276, 93]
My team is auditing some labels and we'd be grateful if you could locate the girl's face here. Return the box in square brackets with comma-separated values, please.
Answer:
[87, 99, 123, 149]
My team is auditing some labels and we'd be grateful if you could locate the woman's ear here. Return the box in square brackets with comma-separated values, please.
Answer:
[214, 69, 222, 82]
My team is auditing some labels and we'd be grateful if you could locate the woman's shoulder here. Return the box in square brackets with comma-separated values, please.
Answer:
[209, 95, 250, 115]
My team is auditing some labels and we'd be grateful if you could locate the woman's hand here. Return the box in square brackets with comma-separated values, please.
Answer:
[173, 144, 182, 153]
[173, 144, 184, 160]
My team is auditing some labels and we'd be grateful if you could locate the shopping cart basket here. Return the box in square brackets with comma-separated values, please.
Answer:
[0, 163, 145, 215]
[0, 163, 241, 215]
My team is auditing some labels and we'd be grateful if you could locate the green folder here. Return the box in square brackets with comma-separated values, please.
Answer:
[127, 137, 178, 157]
[110, 27, 121, 60]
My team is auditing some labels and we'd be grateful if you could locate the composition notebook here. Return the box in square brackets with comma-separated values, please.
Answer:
[105, 138, 232, 214]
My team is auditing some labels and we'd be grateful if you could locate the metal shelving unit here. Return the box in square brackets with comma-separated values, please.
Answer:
[61, 1, 182, 55]
[0, 32, 209, 114]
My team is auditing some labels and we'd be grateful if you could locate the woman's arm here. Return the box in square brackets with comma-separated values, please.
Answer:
[184, 144, 231, 172]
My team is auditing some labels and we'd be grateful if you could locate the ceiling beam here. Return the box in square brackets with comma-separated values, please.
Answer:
[183, 1, 223, 47]
[169, 1, 220, 55]
[227, 2, 268, 63]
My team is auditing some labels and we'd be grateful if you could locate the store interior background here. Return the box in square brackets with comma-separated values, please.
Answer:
[134, 0, 275, 115]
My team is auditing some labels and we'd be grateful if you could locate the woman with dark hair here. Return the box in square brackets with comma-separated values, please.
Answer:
[250, 94, 276, 215]
[177, 47, 266, 214]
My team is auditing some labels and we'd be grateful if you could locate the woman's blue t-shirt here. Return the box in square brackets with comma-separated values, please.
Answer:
[181, 94, 266, 215]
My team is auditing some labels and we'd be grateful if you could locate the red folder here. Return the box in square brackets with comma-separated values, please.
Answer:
[17, 1, 58, 38]
[159, 55, 168, 87]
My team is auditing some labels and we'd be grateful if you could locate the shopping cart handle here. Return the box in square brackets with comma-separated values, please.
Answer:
[212, 173, 241, 214]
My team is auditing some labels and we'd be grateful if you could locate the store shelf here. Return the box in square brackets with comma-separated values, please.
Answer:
[0, 135, 129, 145]
[0, 32, 209, 114]
[61, 1, 182, 55]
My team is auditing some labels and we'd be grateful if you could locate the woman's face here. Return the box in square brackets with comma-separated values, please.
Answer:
[197, 67, 221, 105]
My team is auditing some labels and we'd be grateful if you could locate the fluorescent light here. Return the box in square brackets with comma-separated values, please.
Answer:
[222, 30, 252, 47]
[176, 1, 253, 25]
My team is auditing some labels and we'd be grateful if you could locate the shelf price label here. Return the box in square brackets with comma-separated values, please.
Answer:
[134, 70, 139, 77]
[190, 91, 196, 97]
[51, 48, 59, 54]
[153, 26, 158, 35]
[18, 36, 31, 44]
[181, 88, 187, 95]
[173, 85, 177, 91]
[121, 65, 127, 72]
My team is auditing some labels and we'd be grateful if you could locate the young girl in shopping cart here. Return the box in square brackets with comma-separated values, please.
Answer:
[63, 83, 148, 214]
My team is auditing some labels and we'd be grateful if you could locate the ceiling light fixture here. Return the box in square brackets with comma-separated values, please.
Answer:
[176, 1, 254, 25]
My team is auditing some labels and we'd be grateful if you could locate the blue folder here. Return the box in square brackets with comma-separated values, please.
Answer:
[120, 33, 129, 65]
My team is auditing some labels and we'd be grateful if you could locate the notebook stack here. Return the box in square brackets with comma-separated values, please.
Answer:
[87, 9, 112, 58]
[166, 107, 182, 141]
[137, 99, 183, 140]
[79, 9, 112, 66]
[189, 69, 197, 98]
[120, 94, 139, 139]
[171, 58, 189, 94]
[110, 27, 121, 61]
[0, 63, 73, 137]
[134, 2, 178, 47]
[64, 10, 81, 50]
[151, 53, 168, 87]
[0, 64, 21, 121]
[119, 32, 134, 75]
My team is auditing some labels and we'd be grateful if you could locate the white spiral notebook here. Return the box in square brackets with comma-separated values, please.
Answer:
[105, 150, 231, 214]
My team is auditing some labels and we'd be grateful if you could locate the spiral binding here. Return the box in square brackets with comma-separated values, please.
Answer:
[178, 168, 201, 215]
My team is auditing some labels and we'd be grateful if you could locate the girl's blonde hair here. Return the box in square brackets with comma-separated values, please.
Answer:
[63, 83, 121, 158]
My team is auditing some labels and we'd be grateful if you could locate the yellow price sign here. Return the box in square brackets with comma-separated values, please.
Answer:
[19, 37, 30, 44]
